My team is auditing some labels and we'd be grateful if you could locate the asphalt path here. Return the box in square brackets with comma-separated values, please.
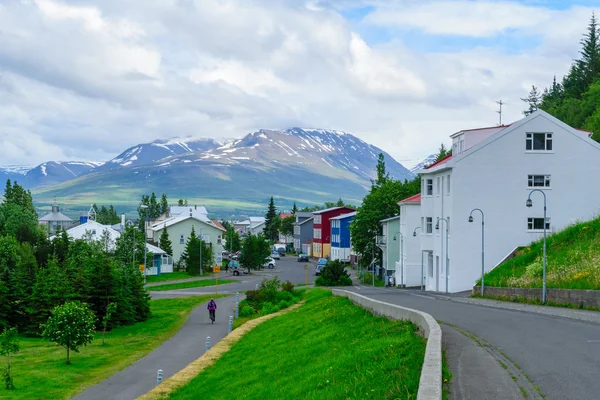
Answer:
[346, 285, 600, 400]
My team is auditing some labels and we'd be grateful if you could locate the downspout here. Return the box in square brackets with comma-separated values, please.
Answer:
[441, 175, 445, 291]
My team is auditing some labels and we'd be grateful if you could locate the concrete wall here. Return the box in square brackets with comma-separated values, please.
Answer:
[332, 289, 442, 400]
[474, 286, 600, 308]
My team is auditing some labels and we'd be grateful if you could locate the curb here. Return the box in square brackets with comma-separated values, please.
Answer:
[332, 289, 442, 400]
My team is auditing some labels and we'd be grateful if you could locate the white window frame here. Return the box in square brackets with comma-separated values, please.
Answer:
[447, 174, 451, 194]
[527, 174, 551, 188]
[426, 217, 433, 234]
[527, 217, 550, 231]
[526, 132, 553, 152]
[217, 235, 222, 244]
[314, 228, 321, 239]
[314, 215, 322, 224]
[426, 179, 433, 196]
[436, 177, 440, 195]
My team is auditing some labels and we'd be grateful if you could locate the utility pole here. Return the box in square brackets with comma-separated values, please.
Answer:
[200, 227, 204, 276]
[496, 100, 504, 125]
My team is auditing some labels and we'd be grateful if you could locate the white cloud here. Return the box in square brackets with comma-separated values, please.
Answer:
[0, 0, 594, 168]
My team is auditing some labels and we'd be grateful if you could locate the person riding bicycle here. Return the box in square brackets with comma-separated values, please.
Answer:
[207, 298, 217, 322]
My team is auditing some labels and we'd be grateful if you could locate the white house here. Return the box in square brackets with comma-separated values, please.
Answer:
[398, 194, 424, 288]
[415, 110, 600, 293]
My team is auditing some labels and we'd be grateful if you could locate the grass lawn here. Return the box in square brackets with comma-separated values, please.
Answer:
[5, 295, 223, 400]
[148, 279, 236, 292]
[482, 216, 600, 290]
[146, 272, 198, 283]
[169, 289, 426, 400]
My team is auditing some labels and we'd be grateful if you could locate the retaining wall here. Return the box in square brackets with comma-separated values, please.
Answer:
[473, 286, 600, 308]
[332, 289, 442, 400]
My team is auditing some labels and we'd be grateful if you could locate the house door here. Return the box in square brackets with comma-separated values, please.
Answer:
[435, 256, 440, 292]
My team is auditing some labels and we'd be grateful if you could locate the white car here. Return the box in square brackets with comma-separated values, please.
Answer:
[264, 257, 276, 269]
[270, 252, 281, 260]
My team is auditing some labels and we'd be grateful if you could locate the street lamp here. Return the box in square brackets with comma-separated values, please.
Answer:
[372, 235, 377, 287]
[527, 189, 548, 304]
[393, 232, 403, 287]
[469, 208, 485, 297]
[436, 218, 449, 293]
[140, 205, 149, 287]
[413, 226, 424, 291]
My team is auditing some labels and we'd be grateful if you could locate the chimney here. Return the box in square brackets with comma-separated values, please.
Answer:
[121, 213, 125, 229]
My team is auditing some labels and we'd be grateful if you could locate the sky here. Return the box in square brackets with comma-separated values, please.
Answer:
[0, 0, 598, 168]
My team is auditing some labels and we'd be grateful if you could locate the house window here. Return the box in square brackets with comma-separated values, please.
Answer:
[528, 217, 550, 231]
[314, 229, 321, 239]
[426, 179, 433, 196]
[447, 175, 451, 194]
[314, 215, 322, 224]
[426, 217, 433, 234]
[217, 235, 222, 244]
[526, 133, 553, 151]
[180, 234, 184, 244]
[528, 175, 551, 188]
[436, 177, 440, 195]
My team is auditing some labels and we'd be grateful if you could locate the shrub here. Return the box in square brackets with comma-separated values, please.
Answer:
[259, 277, 282, 303]
[315, 276, 329, 286]
[259, 302, 277, 316]
[277, 300, 290, 310]
[321, 260, 349, 283]
[275, 291, 293, 303]
[244, 290, 264, 307]
[282, 280, 294, 293]
[240, 304, 256, 318]
[338, 275, 353, 286]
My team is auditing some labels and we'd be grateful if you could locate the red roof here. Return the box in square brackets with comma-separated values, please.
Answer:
[279, 213, 293, 220]
[211, 220, 226, 232]
[399, 193, 421, 204]
[425, 154, 453, 169]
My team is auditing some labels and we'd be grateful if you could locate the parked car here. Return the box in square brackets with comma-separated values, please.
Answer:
[297, 253, 309, 262]
[231, 261, 248, 276]
[264, 257, 276, 269]
[315, 258, 328, 275]
[270, 252, 281, 260]
[276, 248, 286, 257]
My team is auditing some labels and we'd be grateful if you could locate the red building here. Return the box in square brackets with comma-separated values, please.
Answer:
[312, 207, 355, 258]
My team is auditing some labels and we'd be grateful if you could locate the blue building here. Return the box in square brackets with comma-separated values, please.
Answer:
[329, 211, 357, 262]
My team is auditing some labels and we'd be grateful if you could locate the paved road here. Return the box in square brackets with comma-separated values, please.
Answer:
[73, 296, 239, 400]
[347, 285, 600, 400]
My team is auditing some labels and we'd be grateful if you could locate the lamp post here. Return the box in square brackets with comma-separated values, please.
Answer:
[413, 227, 424, 291]
[436, 217, 449, 293]
[468, 208, 485, 297]
[140, 205, 149, 287]
[393, 232, 403, 287]
[200, 227, 204, 276]
[527, 189, 548, 304]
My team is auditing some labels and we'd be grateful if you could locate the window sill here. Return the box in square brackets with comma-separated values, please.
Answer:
[527, 229, 552, 233]
[526, 187, 551, 190]
[525, 151, 554, 154]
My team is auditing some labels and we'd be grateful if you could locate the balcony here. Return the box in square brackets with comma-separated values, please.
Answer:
[376, 235, 387, 246]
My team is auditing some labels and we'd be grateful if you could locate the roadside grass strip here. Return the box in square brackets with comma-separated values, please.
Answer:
[148, 279, 236, 291]
[155, 289, 426, 400]
[146, 272, 196, 284]
[6, 295, 222, 400]
[137, 300, 306, 400]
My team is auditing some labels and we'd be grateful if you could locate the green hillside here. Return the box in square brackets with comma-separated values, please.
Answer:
[482, 217, 600, 290]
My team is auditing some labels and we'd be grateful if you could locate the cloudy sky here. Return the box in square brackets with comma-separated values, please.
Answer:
[0, 0, 597, 168]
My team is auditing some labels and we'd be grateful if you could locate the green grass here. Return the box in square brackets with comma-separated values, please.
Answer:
[481, 216, 600, 290]
[146, 272, 197, 283]
[5, 295, 223, 400]
[169, 289, 426, 400]
[360, 272, 385, 287]
[148, 279, 236, 291]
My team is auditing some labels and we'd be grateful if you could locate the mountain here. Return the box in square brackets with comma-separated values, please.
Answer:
[0, 165, 31, 185]
[23, 161, 104, 188]
[97, 137, 220, 171]
[31, 128, 414, 215]
[409, 154, 437, 174]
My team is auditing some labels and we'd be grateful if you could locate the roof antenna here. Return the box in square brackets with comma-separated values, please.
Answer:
[496, 100, 504, 125]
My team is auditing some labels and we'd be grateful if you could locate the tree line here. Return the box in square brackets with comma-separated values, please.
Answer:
[0, 180, 151, 336]
[522, 13, 600, 141]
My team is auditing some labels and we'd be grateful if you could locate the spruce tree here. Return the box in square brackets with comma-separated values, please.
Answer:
[521, 85, 542, 116]
[160, 193, 169, 215]
[292, 202, 298, 214]
[578, 12, 600, 90]
[182, 226, 200, 275]
[158, 226, 173, 256]
[263, 197, 279, 243]
[371, 153, 390, 188]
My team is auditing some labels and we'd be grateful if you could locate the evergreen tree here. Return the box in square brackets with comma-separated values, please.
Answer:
[11, 243, 37, 332]
[371, 153, 390, 188]
[149, 192, 160, 218]
[292, 202, 298, 214]
[114, 225, 145, 267]
[521, 85, 542, 116]
[98, 206, 109, 224]
[0, 181, 38, 243]
[578, 12, 600, 91]
[336, 198, 344, 207]
[160, 193, 169, 215]
[182, 226, 200, 274]
[435, 143, 451, 162]
[263, 197, 279, 243]
[158, 226, 173, 256]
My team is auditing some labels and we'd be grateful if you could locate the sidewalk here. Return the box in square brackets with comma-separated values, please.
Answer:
[73, 295, 239, 400]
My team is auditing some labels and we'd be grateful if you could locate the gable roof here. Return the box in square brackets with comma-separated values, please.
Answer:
[454, 109, 600, 166]
[425, 154, 452, 169]
[450, 124, 512, 138]
[380, 215, 400, 223]
[211, 220, 227, 232]
[152, 215, 222, 232]
[398, 193, 421, 204]
[280, 213, 293, 219]
[297, 216, 314, 226]
[312, 206, 355, 215]
[330, 211, 357, 220]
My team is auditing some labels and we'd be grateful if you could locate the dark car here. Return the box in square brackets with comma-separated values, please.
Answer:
[297, 253, 309, 262]
[315, 258, 328, 275]
[276, 247, 286, 256]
